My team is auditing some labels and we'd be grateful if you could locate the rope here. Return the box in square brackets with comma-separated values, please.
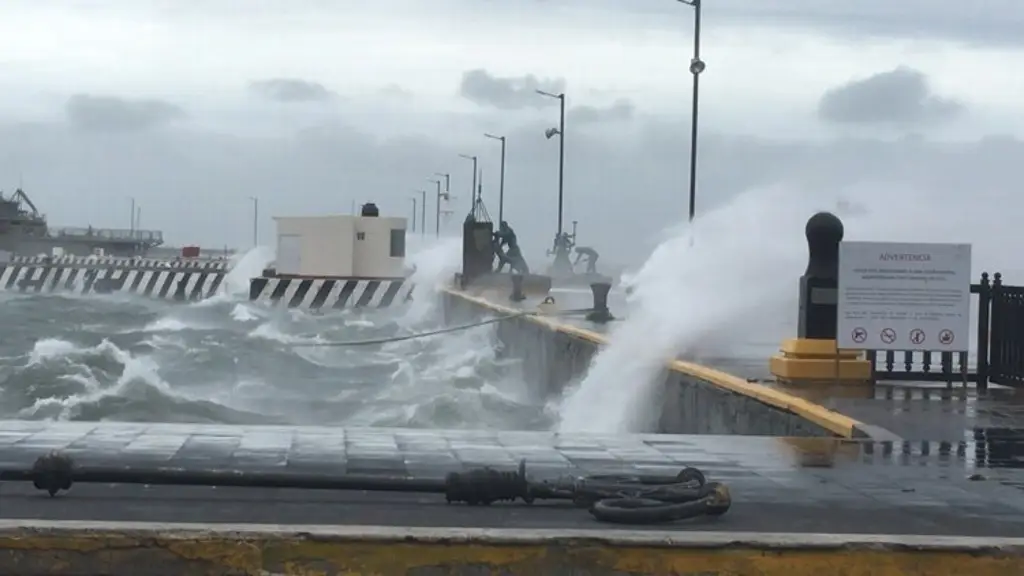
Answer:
[289, 308, 592, 348]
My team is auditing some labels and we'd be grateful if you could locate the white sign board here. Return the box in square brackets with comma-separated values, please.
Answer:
[837, 241, 971, 352]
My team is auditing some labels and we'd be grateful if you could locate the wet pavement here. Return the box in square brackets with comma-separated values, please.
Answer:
[1, 421, 1023, 535]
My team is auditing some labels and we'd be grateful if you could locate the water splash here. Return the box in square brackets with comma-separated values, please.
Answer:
[555, 179, 1010, 435]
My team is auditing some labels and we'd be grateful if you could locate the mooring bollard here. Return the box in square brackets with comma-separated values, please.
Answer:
[510, 274, 526, 302]
[585, 281, 614, 323]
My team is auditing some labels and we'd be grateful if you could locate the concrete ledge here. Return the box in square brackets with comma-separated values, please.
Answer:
[1, 521, 1020, 576]
[443, 288, 868, 438]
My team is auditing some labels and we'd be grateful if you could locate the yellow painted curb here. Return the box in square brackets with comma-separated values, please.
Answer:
[445, 288, 864, 438]
[1, 522, 1020, 576]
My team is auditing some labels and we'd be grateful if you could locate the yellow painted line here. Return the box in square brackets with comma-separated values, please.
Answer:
[445, 288, 864, 438]
[1, 522, 1020, 576]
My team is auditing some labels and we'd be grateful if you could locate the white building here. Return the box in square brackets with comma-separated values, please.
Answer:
[273, 206, 407, 279]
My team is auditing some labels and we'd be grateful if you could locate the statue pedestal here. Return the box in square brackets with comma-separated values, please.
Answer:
[769, 338, 872, 385]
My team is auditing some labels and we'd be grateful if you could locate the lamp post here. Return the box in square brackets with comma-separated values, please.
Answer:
[483, 133, 506, 224]
[129, 197, 136, 234]
[433, 172, 450, 236]
[677, 0, 705, 223]
[535, 90, 566, 239]
[416, 189, 426, 236]
[458, 154, 478, 214]
[409, 197, 417, 233]
[248, 196, 259, 247]
[428, 179, 446, 237]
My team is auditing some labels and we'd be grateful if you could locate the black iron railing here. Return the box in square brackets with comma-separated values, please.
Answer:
[867, 272, 1024, 390]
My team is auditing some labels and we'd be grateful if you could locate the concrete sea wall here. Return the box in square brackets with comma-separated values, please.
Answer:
[444, 289, 865, 438]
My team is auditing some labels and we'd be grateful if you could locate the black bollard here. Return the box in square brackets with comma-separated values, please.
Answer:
[585, 281, 614, 323]
[798, 211, 844, 339]
[510, 274, 526, 302]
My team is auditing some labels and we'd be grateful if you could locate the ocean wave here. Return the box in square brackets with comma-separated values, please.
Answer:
[0, 243, 550, 430]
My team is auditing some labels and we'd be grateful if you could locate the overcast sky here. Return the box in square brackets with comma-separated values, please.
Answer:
[1, 0, 1023, 267]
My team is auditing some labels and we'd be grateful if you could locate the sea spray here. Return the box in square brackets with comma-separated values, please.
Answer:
[557, 185, 818, 434]
[556, 177, 1018, 434]
[400, 236, 462, 326]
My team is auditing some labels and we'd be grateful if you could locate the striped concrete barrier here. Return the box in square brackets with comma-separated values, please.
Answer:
[0, 263, 225, 301]
[9, 255, 229, 270]
[248, 276, 413, 309]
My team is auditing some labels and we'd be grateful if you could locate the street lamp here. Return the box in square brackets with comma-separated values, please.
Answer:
[536, 89, 572, 275]
[248, 196, 259, 247]
[536, 90, 566, 239]
[428, 179, 446, 237]
[483, 133, 507, 224]
[415, 189, 426, 236]
[677, 0, 705, 223]
[129, 197, 136, 234]
[408, 197, 417, 233]
[458, 154, 478, 214]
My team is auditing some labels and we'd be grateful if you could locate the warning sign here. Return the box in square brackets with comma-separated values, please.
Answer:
[836, 240, 971, 352]
[851, 327, 867, 344]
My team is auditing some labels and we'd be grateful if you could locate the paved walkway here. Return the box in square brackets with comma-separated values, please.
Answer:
[1, 421, 1022, 536]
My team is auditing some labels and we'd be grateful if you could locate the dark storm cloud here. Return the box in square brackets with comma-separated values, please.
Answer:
[6, 111, 1023, 268]
[249, 78, 339, 103]
[459, 69, 567, 110]
[64, 95, 185, 132]
[818, 67, 964, 127]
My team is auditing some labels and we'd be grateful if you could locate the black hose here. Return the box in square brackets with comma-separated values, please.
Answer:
[17, 452, 730, 525]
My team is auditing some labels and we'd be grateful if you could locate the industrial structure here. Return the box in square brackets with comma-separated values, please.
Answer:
[0, 188, 164, 258]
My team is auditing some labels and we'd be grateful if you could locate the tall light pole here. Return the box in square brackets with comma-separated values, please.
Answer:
[129, 197, 136, 234]
[248, 196, 259, 247]
[536, 90, 566, 239]
[409, 197, 417, 233]
[428, 178, 445, 237]
[416, 189, 426, 236]
[458, 154, 478, 214]
[678, 0, 705, 223]
[484, 133, 506, 224]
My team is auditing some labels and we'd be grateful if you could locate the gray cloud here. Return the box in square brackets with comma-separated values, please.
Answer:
[459, 69, 567, 110]
[7, 107, 1024, 272]
[64, 95, 185, 132]
[569, 99, 635, 125]
[556, 0, 1024, 48]
[817, 67, 964, 127]
[249, 78, 339, 103]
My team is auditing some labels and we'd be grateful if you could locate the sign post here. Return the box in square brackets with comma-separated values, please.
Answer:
[837, 242, 971, 381]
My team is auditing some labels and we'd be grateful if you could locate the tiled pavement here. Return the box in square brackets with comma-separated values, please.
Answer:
[1, 421, 1023, 535]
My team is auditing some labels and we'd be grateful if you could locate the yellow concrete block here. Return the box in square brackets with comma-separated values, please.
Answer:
[770, 338, 872, 384]
[779, 338, 862, 359]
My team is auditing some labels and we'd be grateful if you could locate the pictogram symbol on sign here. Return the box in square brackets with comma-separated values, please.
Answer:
[880, 328, 897, 344]
[851, 327, 867, 344]
[939, 329, 955, 345]
[909, 328, 926, 345]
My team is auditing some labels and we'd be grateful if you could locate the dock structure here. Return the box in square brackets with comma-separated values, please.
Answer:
[4, 210, 1024, 574]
